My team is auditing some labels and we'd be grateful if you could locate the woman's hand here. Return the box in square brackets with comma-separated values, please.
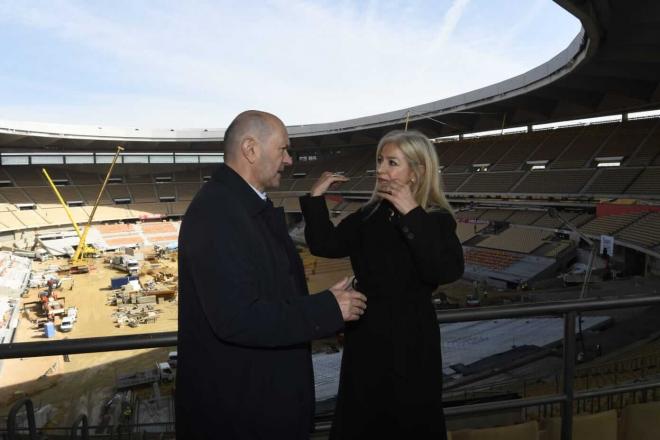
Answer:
[310, 171, 350, 197]
[377, 180, 418, 215]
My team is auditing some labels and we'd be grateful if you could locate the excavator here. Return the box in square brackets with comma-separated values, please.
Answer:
[42, 146, 124, 266]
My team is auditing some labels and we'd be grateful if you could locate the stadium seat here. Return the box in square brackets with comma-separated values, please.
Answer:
[620, 401, 660, 440]
[456, 420, 539, 440]
[543, 410, 617, 440]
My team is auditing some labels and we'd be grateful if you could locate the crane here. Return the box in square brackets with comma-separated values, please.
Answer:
[41, 168, 96, 258]
[42, 145, 124, 264]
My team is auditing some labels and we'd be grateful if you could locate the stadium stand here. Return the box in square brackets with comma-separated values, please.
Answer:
[514, 169, 595, 194]
[442, 173, 471, 192]
[281, 197, 301, 212]
[437, 140, 468, 169]
[77, 185, 113, 205]
[170, 201, 191, 216]
[128, 184, 158, 203]
[490, 132, 548, 171]
[580, 212, 646, 236]
[455, 222, 488, 243]
[174, 169, 202, 182]
[532, 212, 593, 229]
[476, 226, 549, 254]
[616, 212, 660, 248]
[351, 176, 377, 192]
[8, 167, 49, 186]
[478, 209, 515, 222]
[106, 184, 131, 200]
[620, 401, 660, 440]
[444, 137, 494, 173]
[456, 171, 525, 193]
[463, 248, 523, 271]
[0, 211, 23, 230]
[22, 187, 59, 206]
[598, 118, 658, 159]
[549, 124, 614, 169]
[583, 167, 643, 194]
[176, 183, 202, 201]
[0, 187, 32, 204]
[452, 420, 539, 440]
[532, 127, 582, 167]
[625, 167, 660, 195]
[472, 134, 518, 166]
[626, 121, 660, 166]
[155, 182, 176, 199]
[506, 210, 546, 225]
[130, 203, 169, 217]
[542, 410, 618, 440]
[291, 178, 317, 192]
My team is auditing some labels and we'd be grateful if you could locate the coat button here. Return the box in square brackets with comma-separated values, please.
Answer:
[407, 232, 415, 240]
[314, 325, 321, 332]
[402, 226, 410, 233]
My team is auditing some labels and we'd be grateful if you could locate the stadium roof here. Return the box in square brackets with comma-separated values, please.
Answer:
[0, 0, 658, 152]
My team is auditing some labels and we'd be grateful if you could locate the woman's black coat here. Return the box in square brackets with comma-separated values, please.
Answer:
[300, 195, 464, 440]
[176, 165, 344, 440]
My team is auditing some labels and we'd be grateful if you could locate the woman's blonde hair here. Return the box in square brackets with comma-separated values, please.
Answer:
[368, 130, 453, 215]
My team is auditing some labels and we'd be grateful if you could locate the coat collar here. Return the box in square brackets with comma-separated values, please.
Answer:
[211, 164, 269, 216]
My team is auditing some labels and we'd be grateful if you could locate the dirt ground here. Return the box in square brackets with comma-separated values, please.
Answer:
[0, 249, 180, 426]
[0, 247, 355, 427]
[0, 244, 498, 427]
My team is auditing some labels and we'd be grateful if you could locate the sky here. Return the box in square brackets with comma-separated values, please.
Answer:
[0, 0, 581, 129]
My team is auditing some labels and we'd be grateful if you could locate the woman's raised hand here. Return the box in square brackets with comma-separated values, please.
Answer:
[310, 171, 350, 197]
[377, 180, 419, 215]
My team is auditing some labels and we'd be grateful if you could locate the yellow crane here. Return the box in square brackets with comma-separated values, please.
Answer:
[42, 168, 96, 258]
[42, 145, 124, 264]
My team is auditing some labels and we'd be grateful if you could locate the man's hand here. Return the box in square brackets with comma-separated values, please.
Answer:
[310, 171, 350, 197]
[329, 276, 367, 322]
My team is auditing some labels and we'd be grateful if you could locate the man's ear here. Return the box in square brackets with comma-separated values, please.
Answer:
[240, 136, 259, 164]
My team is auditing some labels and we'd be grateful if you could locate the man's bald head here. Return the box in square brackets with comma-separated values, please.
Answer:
[223, 110, 285, 163]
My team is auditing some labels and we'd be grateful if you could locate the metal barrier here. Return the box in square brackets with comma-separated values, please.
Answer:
[7, 398, 38, 440]
[2, 295, 660, 440]
[69, 414, 89, 440]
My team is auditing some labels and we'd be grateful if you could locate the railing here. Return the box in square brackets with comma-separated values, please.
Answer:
[2, 295, 660, 440]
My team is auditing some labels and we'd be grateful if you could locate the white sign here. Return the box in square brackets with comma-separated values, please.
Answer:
[600, 235, 614, 257]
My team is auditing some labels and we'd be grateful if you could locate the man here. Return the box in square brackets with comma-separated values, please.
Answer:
[176, 110, 367, 439]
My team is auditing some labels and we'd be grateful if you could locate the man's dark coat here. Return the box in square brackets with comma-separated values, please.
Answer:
[176, 165, 343, 439]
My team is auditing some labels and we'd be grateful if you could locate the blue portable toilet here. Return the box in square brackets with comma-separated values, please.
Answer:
[44, 322, 55, 338]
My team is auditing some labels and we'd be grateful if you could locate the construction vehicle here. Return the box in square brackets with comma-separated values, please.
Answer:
[42, 145, 124, 264]
[12, 248, 49, 261]
[59, 307, 78, 332]
[116, 363, 175, 390]
[110, 255, 140, 276]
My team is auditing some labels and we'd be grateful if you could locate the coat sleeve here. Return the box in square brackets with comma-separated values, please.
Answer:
[394, 207, 464, 285]
[180, 211, 345, 348]
[299, 195, 360, 258]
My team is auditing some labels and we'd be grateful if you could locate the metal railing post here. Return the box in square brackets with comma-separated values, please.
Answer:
[561, 311, 576, 440]
[69, 414, 89, 440]
[7, 397, 38, 440]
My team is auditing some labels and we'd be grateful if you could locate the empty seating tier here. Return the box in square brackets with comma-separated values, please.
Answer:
[616, 212, 660, 248]
[584, 168, 643, 194]
[580, 212, 646, 236]
[514, 169, 595, 194]
[463, 248, 523, 271]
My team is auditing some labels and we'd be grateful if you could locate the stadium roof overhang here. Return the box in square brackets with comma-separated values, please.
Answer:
[0, 0, 659, 153]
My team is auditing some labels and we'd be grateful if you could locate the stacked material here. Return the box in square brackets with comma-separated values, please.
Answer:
[0, 251, 31, 299]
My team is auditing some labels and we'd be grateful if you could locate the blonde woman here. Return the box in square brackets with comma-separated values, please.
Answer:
[299, 130, 464, 439]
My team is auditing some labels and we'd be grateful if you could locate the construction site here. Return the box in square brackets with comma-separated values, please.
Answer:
[2, 2, 660, 434]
